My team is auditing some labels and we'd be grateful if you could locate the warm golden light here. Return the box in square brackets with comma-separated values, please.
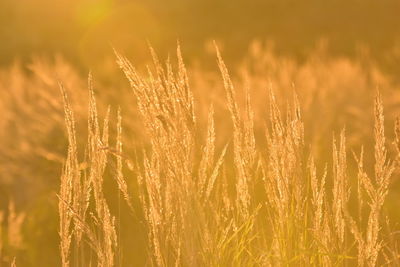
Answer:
[1, 1, 400, 266]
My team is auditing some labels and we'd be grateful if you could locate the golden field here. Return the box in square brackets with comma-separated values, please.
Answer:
[0, 40, 400, 266]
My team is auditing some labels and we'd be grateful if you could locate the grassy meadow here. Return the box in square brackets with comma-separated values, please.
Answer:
[2, 0, 400, 266]
[0, 42, 400, 266]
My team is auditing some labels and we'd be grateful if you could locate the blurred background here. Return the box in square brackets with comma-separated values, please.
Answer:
[1, 0, 400, 73]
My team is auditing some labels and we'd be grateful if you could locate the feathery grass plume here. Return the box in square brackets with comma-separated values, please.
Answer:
[214, 45, 264, 265]
[348, 91, 395, 266]
[198, 105, 216, 196]
[215, 44, 255, 219]
[331, 128, 349, 256]
[367, 91, 394, 265]
[116, 45, 201, 265]
[204, 143, 229, 201]
[262, 88, 309, 265]
[114, 107, 134, 211]
[308, 156, 331, 265]
[59, 79, 95, 267]
[59, 82, 76, 267]
[59, 76, 118, 267]
[87, 74, 117, 267]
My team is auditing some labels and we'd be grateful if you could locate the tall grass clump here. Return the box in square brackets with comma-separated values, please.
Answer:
[54, 45, 400, 266]
[59, 76, 117, 267]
